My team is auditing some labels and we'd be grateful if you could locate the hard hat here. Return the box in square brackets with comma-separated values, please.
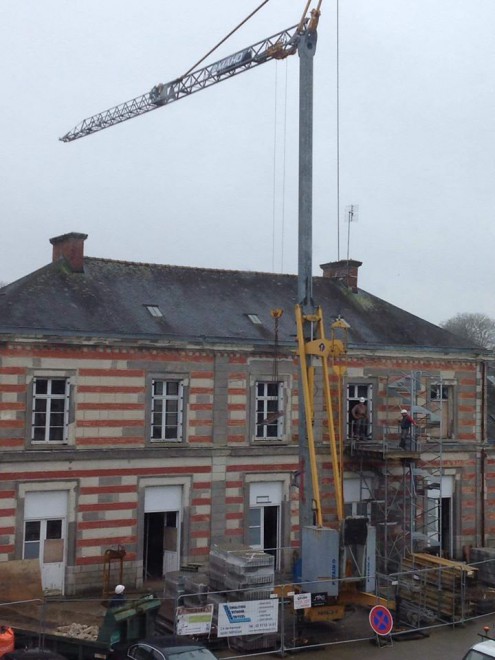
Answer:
[359, 397, 366, 403]
[115, 585, 125, 595]
[401, 409, 408, 414]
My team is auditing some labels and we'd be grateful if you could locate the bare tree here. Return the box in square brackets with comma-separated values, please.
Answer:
[440, 313, 495, 349]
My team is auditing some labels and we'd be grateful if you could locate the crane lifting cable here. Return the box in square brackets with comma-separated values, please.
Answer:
[185, 0, 321, 81]
[182, 0, 271, 78]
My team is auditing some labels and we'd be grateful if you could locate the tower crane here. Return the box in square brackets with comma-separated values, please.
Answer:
[61, 1, 387, 621]
[61, 0, 323, 534]
[60, 12, 319, 144]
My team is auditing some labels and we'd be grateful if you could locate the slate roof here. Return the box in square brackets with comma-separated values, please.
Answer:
[0, 255, 482, 354]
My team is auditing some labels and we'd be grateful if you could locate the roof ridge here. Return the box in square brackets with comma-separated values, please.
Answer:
[86, 256, 298, 278]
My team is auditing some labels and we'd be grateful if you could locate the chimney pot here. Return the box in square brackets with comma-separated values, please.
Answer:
[320, 259, 362, 290]
[49, 232, 88, 273]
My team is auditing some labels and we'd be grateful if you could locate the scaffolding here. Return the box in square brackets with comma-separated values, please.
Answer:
[347, 370, 446, 575]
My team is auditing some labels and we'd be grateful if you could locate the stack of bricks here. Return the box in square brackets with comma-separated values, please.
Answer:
[207, 543, 277, 652]
[155, 569, 209, 634]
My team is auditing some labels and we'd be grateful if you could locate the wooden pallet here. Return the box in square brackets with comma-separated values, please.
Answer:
[398, 553, 478, 621]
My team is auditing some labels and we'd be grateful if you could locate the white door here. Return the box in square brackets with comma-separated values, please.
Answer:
[24, 491, 67, 594]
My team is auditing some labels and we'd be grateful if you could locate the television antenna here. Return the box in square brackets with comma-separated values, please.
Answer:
[345, 203, 359, 261]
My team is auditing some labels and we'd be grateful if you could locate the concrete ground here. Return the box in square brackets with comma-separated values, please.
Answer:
[217, 610, 495, 660]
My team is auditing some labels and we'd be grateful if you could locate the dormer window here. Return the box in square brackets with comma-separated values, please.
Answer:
[247, 314, 262, 325]
[145, 305, 163, 318]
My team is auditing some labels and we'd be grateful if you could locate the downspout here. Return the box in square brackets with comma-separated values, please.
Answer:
[480, 360, 487, 546]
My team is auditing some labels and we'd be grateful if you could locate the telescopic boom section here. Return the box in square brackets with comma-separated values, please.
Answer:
[60, 23, 304, 143]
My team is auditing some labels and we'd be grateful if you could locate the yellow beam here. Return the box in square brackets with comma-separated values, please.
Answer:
[295, 304, 323, 527]
[295, 305, 346, 526]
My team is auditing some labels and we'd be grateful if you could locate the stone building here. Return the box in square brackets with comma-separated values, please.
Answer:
[0, 232, 490, 594]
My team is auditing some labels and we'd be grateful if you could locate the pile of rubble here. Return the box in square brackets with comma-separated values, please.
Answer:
[54, 623, 99, 640]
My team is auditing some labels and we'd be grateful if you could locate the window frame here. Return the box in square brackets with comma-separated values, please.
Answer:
[31, 376, 71, 444]
[346, 382, 374, 440]
[253, 380, 285, 442]
[23, 517, 65, 561]
[344, 476, 373, 519]
[428, 381, 456, 439]
[149, 377, 186, 444]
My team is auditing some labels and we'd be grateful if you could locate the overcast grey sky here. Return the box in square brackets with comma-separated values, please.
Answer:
[1, 1, 494, 325]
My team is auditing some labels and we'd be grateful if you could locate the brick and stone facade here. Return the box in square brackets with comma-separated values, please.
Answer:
[0, 233, 492, 594]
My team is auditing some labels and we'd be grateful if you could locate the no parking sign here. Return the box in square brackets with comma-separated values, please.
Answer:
[369, 605, 394, 636]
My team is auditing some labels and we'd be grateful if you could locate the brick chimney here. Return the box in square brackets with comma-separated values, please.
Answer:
[320, 259, 362, 290]
[50, 232, 88, 273]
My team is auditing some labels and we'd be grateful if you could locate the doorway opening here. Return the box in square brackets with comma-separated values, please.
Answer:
[441, 497, 452, 558]
[143, 511, 178, 579]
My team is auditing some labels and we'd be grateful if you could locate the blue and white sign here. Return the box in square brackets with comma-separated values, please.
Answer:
[217, 599, 279, 637]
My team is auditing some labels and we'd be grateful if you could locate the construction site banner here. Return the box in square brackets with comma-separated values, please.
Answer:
[175, 605, 214, 636]
[217, 599, 279, 637]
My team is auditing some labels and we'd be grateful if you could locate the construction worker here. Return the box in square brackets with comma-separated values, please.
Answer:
[109, 584, 126, 608]
[399, 410, 416, 449]
[351, 397, 368, 440]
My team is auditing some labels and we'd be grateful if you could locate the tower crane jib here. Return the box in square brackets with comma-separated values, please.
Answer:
[60, 23, 308, 143]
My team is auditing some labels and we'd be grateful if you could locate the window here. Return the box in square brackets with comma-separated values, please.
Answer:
[463, 648, 495, 660]
[248, 508, 262, 546]
[346, 383, 373, 440]
[344, 477, 372, 518]
[23, 518, 63, 560]
[151, 380, 184, 442]
[255, 381, 284, 440]
[32, 378, 70, 443]
[145, 305, 162, 318]
[429, 383, 455, 438]
[128, 646, 156, 660]
[431, 384, 449, 400]
[24, 520, 41, 559]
